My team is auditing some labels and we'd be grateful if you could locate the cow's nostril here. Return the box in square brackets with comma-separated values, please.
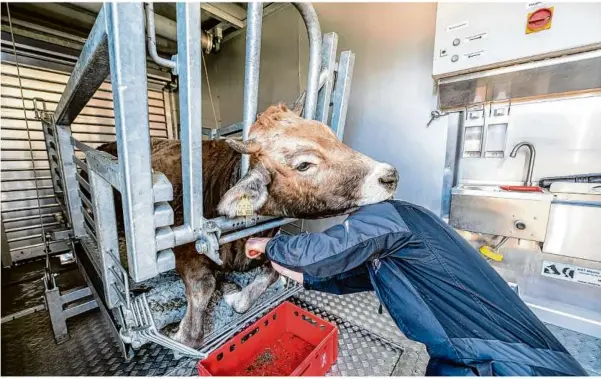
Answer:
[378, 168, 399, 189]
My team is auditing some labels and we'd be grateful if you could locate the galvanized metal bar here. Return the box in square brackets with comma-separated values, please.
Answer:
[70, 137, 94, 153]
[55, 124, 87, 237]
[217, 122, 243, 137]
[83, 223, 97, 243]
[79, 190, 93, 212]
[54, 7, 109, 125]
[62, 299, 98, 319]
[60, 287, 93, 304]
[105, 2, 157, 282]
[88, 168, 122, 309]
[40, 120, 64, 199]
[176, 2, 204, 230]
[219, 218, 295, 245]
[211, 215, 277, 234]
[241, 2, 263, 176]
[330, 51, 355, 140]
[292, 3, 322, 120]
[76, 173, 91, 193]
[315, 33, 338, 124]
[82, 209, 95, 229]
[73, 156, 88, 173]
[84, 150, 121, 191]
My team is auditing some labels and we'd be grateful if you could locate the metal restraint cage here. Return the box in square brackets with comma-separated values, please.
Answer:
[37, 2, 355, 359]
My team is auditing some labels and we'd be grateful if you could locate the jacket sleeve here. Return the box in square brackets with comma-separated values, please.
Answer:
[302, 265, 374, 295]
[265, 201, 413, 278]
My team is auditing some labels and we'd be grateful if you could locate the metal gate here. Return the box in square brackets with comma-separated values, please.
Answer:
[1, 60, 175, 264]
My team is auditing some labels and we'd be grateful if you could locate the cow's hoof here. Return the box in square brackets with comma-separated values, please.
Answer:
[167, 327, 203, 349]
[224, 290, 251, 314]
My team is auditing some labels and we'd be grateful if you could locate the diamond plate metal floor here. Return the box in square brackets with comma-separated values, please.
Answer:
[1, 298, 403, 376]
[296, 289, 601, 376]
[2, 260, 599, 376]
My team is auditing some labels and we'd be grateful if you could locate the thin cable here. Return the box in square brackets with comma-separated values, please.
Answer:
[6, 4, 50, 267]
[202, 51, 220, 128]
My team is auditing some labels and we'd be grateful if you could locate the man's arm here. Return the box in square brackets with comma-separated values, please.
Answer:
[266, 201, 413, 278]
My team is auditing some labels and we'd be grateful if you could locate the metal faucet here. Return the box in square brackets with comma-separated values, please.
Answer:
[509, 142, 536, 186]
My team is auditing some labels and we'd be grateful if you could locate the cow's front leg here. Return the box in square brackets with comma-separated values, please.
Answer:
[170, 249, 216, 348]
[224, 264, 279, 313]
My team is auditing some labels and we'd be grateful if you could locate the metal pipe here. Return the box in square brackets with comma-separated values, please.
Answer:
[74, 2, 212, 52]
[177, 2, 204, 230]
[144, 3, 176, 70]
[240, 2, 263, 176]
[509, 142, 536, 186]
[219, 218, 295, 245]
[292, 3, 322, 120]
[212, 215, 277, 234]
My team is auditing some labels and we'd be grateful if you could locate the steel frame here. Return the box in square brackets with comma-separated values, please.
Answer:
[45, 2, 355, 358]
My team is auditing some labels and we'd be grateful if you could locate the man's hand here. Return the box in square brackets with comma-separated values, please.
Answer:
[271, 262, 304, 284]
[245, 237, 271, 259]
[245, 238, 304, 283]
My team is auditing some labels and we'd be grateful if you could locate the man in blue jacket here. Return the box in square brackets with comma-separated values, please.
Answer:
[245, 200, 587, 376]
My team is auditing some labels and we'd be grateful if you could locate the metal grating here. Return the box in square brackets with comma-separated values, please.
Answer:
[0, 60, 173, 263]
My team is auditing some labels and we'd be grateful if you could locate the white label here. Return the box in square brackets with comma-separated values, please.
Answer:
[447, 21, 469, 32]
[526, 1, 547, 10]
[465, 50, 485, 59]
[465, 32, 488, 43]
[542, 261, 601, 288]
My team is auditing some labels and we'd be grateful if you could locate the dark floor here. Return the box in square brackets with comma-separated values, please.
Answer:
[2, 257, 83, 317]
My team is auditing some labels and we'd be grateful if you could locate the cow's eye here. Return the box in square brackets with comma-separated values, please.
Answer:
[296, 162, 312, 172]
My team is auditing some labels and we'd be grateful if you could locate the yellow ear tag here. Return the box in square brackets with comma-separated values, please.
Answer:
[236, 195, 254, 217]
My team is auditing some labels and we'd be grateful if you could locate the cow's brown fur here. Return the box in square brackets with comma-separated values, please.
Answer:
[93, 104, 399, 348]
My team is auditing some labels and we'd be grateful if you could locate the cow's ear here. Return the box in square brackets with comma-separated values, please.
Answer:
[291, 90, 306, 116]
[224, 138, 261, 155]
[217, 165, 271, 218]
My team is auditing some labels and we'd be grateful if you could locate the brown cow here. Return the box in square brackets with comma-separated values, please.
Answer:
[96, 104, 399, 348]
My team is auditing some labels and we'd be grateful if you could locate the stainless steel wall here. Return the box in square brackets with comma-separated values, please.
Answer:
[456, 94, 601, 186]
[204, 3, 447, 230]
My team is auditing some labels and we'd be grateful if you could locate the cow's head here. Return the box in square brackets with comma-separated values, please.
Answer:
[218, 104, 399, 218]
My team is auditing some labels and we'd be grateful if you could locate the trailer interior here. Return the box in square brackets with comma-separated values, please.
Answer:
[1, 2, 600, 376]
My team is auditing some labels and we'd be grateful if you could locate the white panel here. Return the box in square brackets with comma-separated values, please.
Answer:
[433, 2, 601, 77]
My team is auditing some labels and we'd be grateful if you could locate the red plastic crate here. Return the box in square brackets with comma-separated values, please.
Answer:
[198, 301, 338, 376]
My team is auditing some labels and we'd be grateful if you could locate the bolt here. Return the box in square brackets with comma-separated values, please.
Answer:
[195, 240, 208, 254]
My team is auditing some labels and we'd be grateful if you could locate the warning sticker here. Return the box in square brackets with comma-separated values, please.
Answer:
[541, 261, 601, 288]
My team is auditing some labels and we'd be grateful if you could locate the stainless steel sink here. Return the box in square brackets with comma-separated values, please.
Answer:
[450, 184, 553, 242]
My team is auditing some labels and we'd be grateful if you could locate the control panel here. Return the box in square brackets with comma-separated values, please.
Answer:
[433, 2, 601, 78]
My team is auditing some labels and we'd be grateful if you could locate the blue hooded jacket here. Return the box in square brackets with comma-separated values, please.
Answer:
[266, 200, 587, 376]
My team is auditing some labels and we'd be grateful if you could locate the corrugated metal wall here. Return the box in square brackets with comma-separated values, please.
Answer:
[1, 60, 173, 263]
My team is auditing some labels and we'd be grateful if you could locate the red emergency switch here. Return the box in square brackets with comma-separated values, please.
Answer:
[526, 7, 554, 34]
